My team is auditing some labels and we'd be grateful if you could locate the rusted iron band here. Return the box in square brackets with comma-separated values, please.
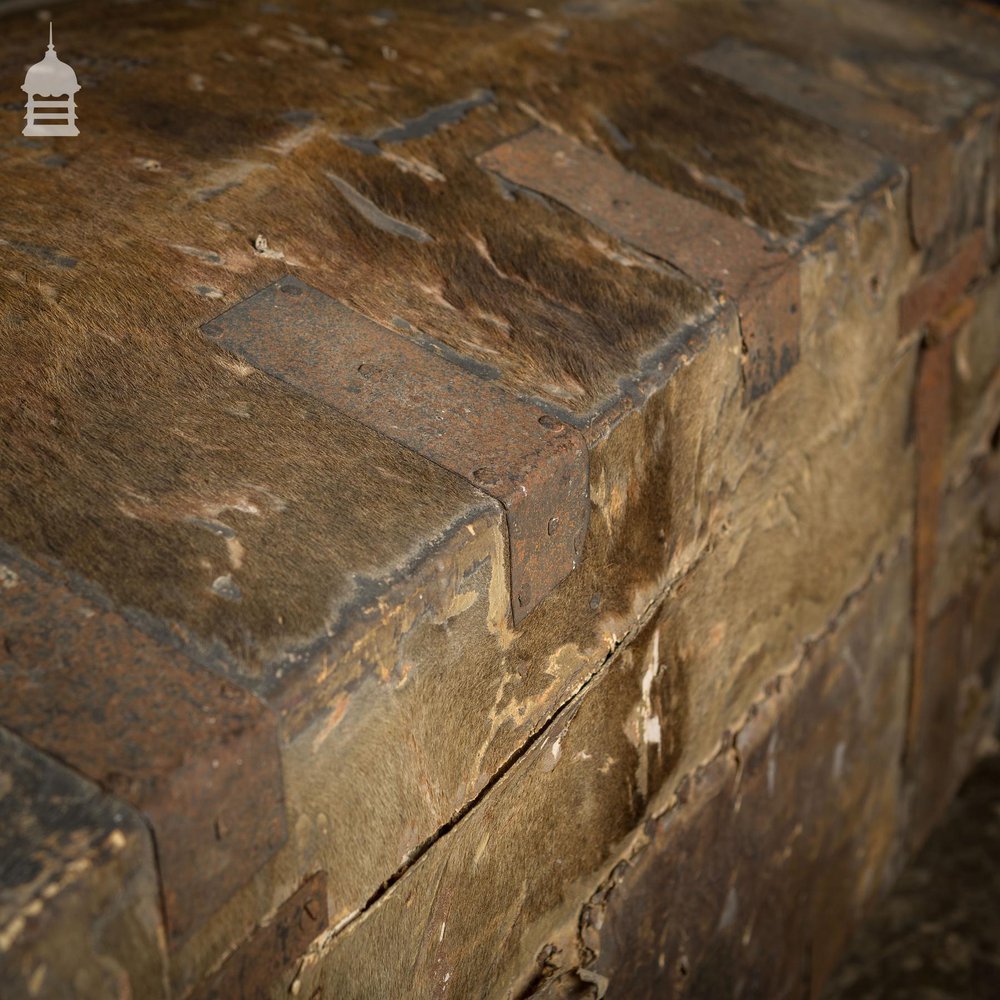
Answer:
[909, 335, 951, 755]
[906, 299, 972, 763]
[189, 872, 328, 1000]
[203, 276, 589, 625]
[0, 545, 287, 947]
[970, 559, 1000, 675]
[478, 128, 800, 403]
[899, 229, 987, 337]
[690, 38, 952, 248]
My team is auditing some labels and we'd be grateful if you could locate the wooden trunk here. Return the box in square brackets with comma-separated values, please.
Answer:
[1, 1, 998, 997]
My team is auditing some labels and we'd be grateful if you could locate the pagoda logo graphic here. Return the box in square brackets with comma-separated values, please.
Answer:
[22, 24, 80, 137]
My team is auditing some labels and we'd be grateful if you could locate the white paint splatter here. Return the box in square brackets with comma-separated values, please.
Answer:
[643, 716, 662, 746]
[640, 629, 663, 745]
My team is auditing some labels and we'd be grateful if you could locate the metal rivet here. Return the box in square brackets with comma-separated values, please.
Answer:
[547, 516, 560, 536]
[473, 467, 501, 487]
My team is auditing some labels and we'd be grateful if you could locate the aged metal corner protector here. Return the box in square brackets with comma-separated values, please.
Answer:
[0, 543, 288, 948]
[478, 128, 802, 406]
[188, 872, 328, 1000]
[202, 276, 590, 625]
